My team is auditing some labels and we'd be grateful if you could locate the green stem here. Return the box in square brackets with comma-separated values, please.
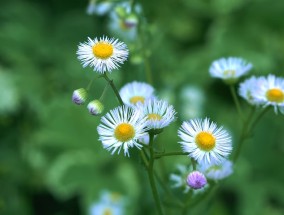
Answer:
[230, 85, 244, 120]
[233, 107, 269, 161]
[86, 74, 101, 91]
[191, 158, 196, 170]
[102, 73, 124, 105]
[98, 82, 110, 101]
[155, 151, 188, 159]
[147, 133, 164, 215]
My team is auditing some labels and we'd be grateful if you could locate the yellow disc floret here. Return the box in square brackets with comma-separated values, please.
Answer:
[148, 113, 162, 121]
[92, 42, 113, 59]
[266, 88, 284, 103]
[129, 96, 145, 104]
[103, 209, 112, 215]
[195, 132, 216, 151]
[223, 70, 236, 76]
[114, 123, 135, 142]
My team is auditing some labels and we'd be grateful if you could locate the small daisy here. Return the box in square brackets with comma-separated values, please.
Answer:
[137, 98, 176, 130]
[239, 76, 262, 105]
[90, 202, 123, 215]
[77, 36, 129, 73]
[199, 160, 233, 181]
[97, 106, 147, 156]
[178, 118, 232, 165]
[119, 81, 155, 106]
[186, 171, 207, 190]
[209, 57, 253, 83]
[251, 74, 284, 113]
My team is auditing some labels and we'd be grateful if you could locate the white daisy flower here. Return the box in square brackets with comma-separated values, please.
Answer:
[199, 160, 233, 181]
[209, 57, 253, 83]
[97, 106, 147, 156]
[137, 98, 176, 130]
[178, 118, 232, 166]
[119, 81, 155, 106]
[77, 36, 129, 73]
[238, 76, 262, 105]
[251, 74, 284, 113]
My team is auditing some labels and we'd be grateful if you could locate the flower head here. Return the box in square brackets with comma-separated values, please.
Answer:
[239, 76, 262, 105]
[199, 160, 233, 181]
[77, 36, 128, 73]
[119, 81, 155, 106]
[87, 100, 104, 115]
[90, 190, 125, 215]
[97, 106, 147, 156]
[209, 57, 253, 83]
[178, 118, 232, 165]
[186, 171, 207, 190]
[137, 98, 176, 131]
[250, 75, 284, 113]
[72, 88, 87, 105]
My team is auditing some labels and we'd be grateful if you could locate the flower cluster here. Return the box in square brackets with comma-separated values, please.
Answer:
[97, 81, 177, 156]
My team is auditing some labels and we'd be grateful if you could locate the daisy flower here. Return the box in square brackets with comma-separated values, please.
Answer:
[199, 160, 233, 181]
[119, 81, 155, 106]
[209, 57, 253, 83]
[238, 76, 262, 105]
[77, 36, 129, 73]
[97, 106, 147, 156]
[137, 98, 176, 130]
[251, 74, 284, 113]
[178, 118, 232, 165]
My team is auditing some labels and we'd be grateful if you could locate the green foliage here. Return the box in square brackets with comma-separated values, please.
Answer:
[0, 0, 284, 214]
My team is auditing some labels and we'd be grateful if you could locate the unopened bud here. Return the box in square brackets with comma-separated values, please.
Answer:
[72, 88, 87, 105]
[87, 100, 104, 115]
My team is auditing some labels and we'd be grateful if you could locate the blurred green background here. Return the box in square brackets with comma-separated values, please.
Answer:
[0, 0, 284, 214]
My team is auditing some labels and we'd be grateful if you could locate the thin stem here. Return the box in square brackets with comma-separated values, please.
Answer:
[233, 106, 269, 162]
[191, 158, 196, 170]
[140, 148, 149, 168]
[147, 133, 164, 215]
[86, 74, 102, 91]
[98, 82, 110, 101]
[155, 151, 188, 159]
[230, 85, 244, 120]
[102, 73, 124, 105]
[144, 57, 153, 85]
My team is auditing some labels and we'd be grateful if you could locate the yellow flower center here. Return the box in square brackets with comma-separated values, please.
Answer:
[92, 42, 113, 59]
[223, 70, 236, 76]
[129, 96, 145, 104]
[114, 123, 135, 142]
[195, 132, 216, 151]
[266, 88, 284, 103]
[110, 192, 121, 202]
[103, 209, 112, 215]
[148, 113, 162, 121]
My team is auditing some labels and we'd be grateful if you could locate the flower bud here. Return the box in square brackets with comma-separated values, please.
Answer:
[72, 88, 87, 105]
[87, 100, 104, 115]
[186, 171, 207, 190]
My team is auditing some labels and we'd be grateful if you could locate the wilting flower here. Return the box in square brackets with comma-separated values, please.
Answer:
[178, 118, 232, 165]
[97, 106, 147, 156]
[209, 57, 253, 83]
[77, 36, 129, 73]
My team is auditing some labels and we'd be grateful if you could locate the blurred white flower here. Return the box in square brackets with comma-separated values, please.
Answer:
[209, 57, 253, 83]
[0, 71, 19, 114]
